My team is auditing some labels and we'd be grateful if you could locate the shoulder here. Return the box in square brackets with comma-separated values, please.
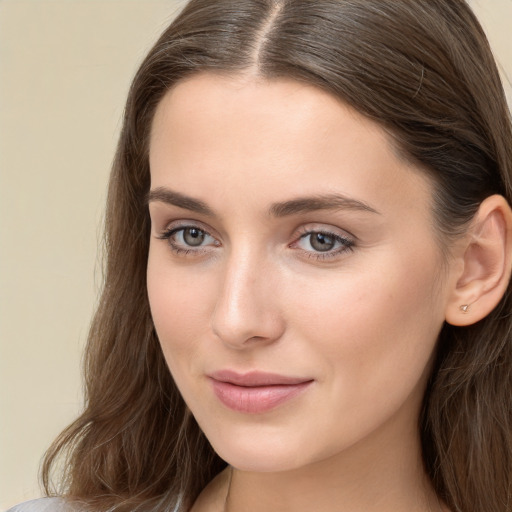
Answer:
[5, 498, 80, 512]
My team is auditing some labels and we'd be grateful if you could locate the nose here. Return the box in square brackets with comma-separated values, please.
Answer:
[211, 249, 285, 349]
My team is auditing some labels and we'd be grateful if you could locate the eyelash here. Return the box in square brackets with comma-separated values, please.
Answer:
[156, 224, 355, 261]
[292, 228, 355, 261]
[157, 225, 218, 256]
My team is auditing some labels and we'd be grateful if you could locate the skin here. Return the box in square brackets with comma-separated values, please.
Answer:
[147, 73, 456, 512]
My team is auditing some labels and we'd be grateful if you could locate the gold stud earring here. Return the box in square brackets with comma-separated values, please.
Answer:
[460, 304, 469, 313]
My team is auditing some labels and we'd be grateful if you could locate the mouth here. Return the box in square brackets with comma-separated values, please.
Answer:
[208, 370, 314, 413]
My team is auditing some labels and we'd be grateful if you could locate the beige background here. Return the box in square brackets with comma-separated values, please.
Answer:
[0, 0, 510, 509]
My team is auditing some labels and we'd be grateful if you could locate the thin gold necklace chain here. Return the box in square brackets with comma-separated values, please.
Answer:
[222, 466, 233, 512]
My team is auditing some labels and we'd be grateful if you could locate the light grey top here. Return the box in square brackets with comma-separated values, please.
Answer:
[5, 498, 75, 512]
[6, 497, 181, 512]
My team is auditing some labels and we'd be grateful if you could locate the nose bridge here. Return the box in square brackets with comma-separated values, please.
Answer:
[211, 242, 284, 348]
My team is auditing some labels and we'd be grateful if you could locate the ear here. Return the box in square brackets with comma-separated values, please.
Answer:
[445, 194, 512, 326]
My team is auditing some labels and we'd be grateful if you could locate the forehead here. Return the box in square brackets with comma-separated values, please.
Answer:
[149, 73, 433, 222]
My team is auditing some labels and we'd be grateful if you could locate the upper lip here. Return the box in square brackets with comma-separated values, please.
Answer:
[209, 370, 313, 387]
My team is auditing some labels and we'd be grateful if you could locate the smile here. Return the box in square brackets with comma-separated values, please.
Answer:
[208, 370, 314, 413]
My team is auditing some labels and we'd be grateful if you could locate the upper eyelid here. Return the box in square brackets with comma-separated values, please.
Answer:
[293, 231, 354, 249]
[298, 231, 353, 243]
[157, 219, 216, 237]
[293, 224, 357, 242]
[156, 220, 356, 245]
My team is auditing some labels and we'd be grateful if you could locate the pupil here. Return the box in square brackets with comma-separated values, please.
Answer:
[184, 228, 205, 246]
[311, 233, 334, 252]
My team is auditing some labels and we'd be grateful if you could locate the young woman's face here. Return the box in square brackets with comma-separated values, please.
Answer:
[147, 74, 453, 472]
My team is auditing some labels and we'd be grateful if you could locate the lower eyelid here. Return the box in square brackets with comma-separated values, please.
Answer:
[157, 226, 221, 255]
[303, 244, 354, 261]
[156, 224, 354, 258]
[292, 231, 355, 258]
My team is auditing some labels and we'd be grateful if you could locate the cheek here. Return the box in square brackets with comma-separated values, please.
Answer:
[146, 249, 215, 369]
[286, 246, 445, 395]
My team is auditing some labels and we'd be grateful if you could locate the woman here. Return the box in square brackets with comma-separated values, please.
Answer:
[10, 1, 512, 511]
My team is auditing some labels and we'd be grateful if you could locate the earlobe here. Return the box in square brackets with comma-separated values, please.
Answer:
[445, 195, 512, 327]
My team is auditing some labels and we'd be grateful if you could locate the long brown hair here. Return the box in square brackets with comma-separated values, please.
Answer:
[42, 1, 512, 511]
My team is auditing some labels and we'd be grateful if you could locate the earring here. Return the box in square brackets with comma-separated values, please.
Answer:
[460, 304, 470, 313]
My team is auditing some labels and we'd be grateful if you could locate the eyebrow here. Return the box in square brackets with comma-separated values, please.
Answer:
[147, 187, 380, 217]
[269, 194, 380, 217]
[147, 187, 214, 216]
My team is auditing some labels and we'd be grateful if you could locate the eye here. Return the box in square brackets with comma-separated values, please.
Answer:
[177, 227, 208, 247]
[304, 232, 337, 252]
[293, 229, 355, 260]
[157, 225, 219, 254]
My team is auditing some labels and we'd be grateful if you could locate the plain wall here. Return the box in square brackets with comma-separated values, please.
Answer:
[0, 1, 185, 508]
[0, 0, 510, 509]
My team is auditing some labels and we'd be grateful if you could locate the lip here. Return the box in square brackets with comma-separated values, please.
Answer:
[208, 370, 314, 413]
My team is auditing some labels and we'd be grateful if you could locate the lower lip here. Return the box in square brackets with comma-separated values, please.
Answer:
[210, 379, 313, 413]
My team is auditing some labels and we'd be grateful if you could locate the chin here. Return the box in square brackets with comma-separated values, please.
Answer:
[214, 442, 304, 473]
[198, 420, 314, 473]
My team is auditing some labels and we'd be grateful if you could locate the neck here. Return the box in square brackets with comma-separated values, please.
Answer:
[223, 409, 441, 512]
